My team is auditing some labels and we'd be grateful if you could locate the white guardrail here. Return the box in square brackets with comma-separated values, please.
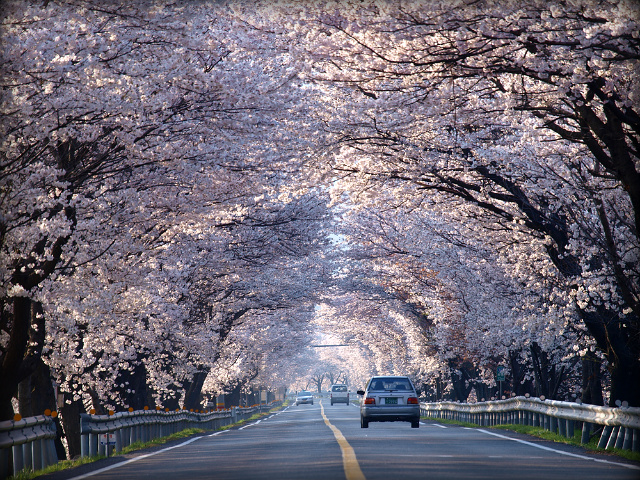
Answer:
[420, 396, 640, 452]
[78, 405, 272, 458]
[0, 403, 277, 479]
[0, 414, 58, 479]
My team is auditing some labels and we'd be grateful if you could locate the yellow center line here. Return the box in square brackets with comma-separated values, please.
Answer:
[320, 401, 366, 480]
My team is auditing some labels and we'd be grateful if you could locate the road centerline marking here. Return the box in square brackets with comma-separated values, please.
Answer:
[320, 401, 366, 480]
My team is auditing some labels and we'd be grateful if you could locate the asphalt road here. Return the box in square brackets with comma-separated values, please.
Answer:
[45, 401, 640, 480]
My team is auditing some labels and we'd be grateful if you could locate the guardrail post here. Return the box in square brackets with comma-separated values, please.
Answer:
[550, 416, 557, 434]
[0, 447, 9, 479]
[614, 427, 625, 450]
[543, 414, 550, 431]
[598, 425, 613, 448]
[633, 429, 639, 452]
[580, 422, 590, 444]
[606, 426, 619, 450]
[81, 431, 89, 458]
[12, 444, 24, 475]
[32, 438, 43, 471]
[22, 442, 32, 471]
[46, 437, 58, 468]
[622, 428, 632, 450]
[115, 429, 123, 453]
[89, 432, 98, 457]
[567, 419, 574, 439]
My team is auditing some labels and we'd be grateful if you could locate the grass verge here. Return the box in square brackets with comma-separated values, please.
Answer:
[424, 417, 640, 463]
[9, 406, 284, 479]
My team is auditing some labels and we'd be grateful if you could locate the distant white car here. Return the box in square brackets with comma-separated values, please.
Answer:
[295, 391, 314, 405]
[330, 384, 350, 405]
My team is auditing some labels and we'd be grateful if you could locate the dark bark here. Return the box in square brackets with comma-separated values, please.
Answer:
[0, 298, 37, 420]
[58, 393, 85, 459]
[530, 342, 566, 400]
[509, 350, 534, 396]
[580, 306, 640, 406]
[473, 382, 491, 402]
[183, 369, 209, 410]
[609, 359, 640, 406]
[449, 360, 474, 402]
[18, 358, 57, 417]
[225, 383, 242, 408]
[115, 359, 151, 410]
[581, 353, 604, 406]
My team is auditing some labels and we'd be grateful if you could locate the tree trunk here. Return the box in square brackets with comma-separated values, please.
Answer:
[509, 351, 535, 397]
[116, 360, 151, 410]
[581, 307, 640, 406]
[609, 360, 640, 407]
[449, 361, 473, 402]
[581, 353, 604, 406]
[225, 383, 242, 408]
[183, 370, 209, 410]
[18, 358, 57, 417]
[473, 382, 490, 402]
[58, 393, 85, 459]
[0, 297, 32, 420]
[530, 342, 566, 400]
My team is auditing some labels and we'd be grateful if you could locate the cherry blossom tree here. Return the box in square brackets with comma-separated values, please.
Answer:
[1, 0, 329, 443]
[270, 0, 639, 405]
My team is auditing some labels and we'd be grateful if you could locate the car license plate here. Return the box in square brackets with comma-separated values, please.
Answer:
[385, 397, 398, 405]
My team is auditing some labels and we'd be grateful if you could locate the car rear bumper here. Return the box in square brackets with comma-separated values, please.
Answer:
[361, 405, 420, 422]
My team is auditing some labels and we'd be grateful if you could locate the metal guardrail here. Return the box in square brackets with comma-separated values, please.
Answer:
[420, 397, 640, 452]
[0, 402, 278, 479]
[0, 414, 58, 479]
[79, 407, 250, 458]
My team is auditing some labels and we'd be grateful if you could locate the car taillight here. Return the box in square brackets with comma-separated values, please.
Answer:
[364, 397, 376, 405]
[407, 397, 419, 404]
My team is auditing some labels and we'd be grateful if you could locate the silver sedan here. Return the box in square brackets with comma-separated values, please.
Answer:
[295, 391, 314, 405]
[357, 376, 420, 428]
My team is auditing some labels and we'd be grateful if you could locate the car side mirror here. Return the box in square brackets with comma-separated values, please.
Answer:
[357, 390, 365, 396]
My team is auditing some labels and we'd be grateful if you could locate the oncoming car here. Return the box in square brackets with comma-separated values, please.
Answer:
[357, 376, 420, 428]
[295, 391, 314, 405]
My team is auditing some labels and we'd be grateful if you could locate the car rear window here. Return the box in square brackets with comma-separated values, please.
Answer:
[332, 386, 347, 392]
[298, 391, 311, 395]
[368, 378, 413, 391]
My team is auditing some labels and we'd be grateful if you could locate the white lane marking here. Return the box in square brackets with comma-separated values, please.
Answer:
[239, 419, 261, 430]
[68, 436, 204, 479]
[477, 429, 640, 471]
[431, 423, 447, 429]
[208, 430, 230, 437]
